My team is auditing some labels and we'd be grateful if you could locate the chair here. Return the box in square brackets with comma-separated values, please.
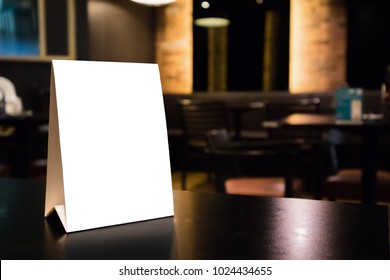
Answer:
[323, 169, 390, 201]
[177, 99, 231, 190]
[323, 130, 390, 201]
[205, 129, 303, 197]
[262, 97, 323, 194]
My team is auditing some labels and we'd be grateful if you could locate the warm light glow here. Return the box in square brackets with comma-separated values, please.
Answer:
[275, 199, 330, 259]
[194, 17, 230, 28]
[201, 1, 210, 9]
[289, 0, 347, 93]
[156, 0, 193, 94]
[130, 0, 175, 6]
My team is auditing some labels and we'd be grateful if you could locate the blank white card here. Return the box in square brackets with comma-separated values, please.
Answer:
[45, 60, 174, 233]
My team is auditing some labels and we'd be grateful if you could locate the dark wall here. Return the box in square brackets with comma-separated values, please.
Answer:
[45, 0, 69, 56]
[194, 0, 390, 92]
[0, 0, 155, 114]
[0, 0, 89, 114]
[346, 0, 390, 89]
[87, 0, 156, 63]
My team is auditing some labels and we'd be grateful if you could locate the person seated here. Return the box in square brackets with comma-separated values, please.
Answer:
[0, 76, 23, 115]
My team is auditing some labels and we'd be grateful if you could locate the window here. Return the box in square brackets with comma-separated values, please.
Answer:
[0, 0, 76, 61]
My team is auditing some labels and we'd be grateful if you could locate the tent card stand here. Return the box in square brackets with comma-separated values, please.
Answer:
[45, 60, 174, 233]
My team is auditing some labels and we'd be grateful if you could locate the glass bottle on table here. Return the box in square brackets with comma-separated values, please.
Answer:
[383, 66, 390, 120]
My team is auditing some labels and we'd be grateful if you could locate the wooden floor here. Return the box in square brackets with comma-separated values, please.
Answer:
[25, 165, 390, 206]
[171, 171, 390, 207]
[171, 171, 216, 192]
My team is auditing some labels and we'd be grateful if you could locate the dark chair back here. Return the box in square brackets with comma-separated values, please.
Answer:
[204, 127, 231, 152]
[177, 99, 230, 148]
[176, 99, 230, 190]
[262, 97, 324, 195]
[205, 129, 298, 195]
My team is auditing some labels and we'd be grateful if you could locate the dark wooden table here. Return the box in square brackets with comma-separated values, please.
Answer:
[226, 101, 265, 139]
[0, 178, 388, 259]
[278, 113, 390, 204]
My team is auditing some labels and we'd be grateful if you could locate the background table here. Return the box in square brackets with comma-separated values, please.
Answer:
[279, 113, 390, 204]
[0, 178, 389, 259]
[226, 101, 265, 139]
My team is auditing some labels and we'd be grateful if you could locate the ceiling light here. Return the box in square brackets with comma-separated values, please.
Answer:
[194, 1, 230, 28]
[194, 17, 230, 28]
[201, 1, 210, 9]
[130, 0, 176, 6]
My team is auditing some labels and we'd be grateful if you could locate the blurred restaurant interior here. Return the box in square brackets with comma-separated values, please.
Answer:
[1, 0, 390, 200]
[0, 0, 390, 260]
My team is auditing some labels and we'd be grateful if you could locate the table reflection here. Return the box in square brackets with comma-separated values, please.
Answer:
[1, 179, 388, 260]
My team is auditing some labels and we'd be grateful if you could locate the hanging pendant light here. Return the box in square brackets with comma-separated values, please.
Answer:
[194, 17, 230, 28]
[194, 1, 230, 28]
[130, 0, 176, 7]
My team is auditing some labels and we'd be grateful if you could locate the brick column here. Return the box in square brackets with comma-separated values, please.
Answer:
[156, 0, 193, 94]
[289, 0, 347, 93]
